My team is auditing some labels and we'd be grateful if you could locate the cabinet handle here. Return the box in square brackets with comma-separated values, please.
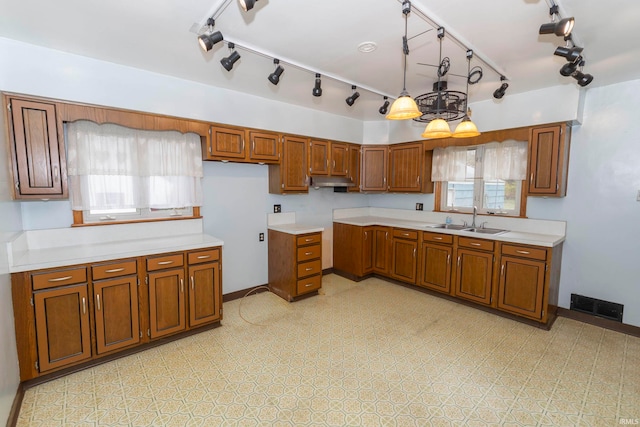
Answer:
[516, 250, 530, 255]
[197, 255, 211, 259]
[241, 138, 245, 152]
[501, 264, 505, 276]
[305, 282, 314, 287]
[252, 140, 255, 153]
[530, 173, 534, 185]
[305, 252, 313, 256]
[191, 276, 194, 290]
[447, 254, 451, 264]
[470, 243, 481, 246]
[305, 238, 313, 242]
[96, 294, 101, 311]
[457, 256, 461, 268]
[157, 260, 174, 265]
[82, 297, 86, 315]
[180, 279, 184, 293]
[333, 159, 336, 169]
[305, 267, 313, 271]
[402, 233, 409, 236]
[105, 267, 125, 273]
[364, 232, 368, 240]
[416, 175, 420, 184]
[433, 236, 443, 240]
[53, 166, 59, 182]
[48, 275, 73, 282]
[326, 159, 329, 169]
[385, 232, 389, 240]
[413, 248, 416, 258]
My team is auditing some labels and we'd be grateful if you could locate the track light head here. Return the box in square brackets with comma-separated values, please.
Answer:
[573, 70, 594, 87]
[268, 59, 284, 85]
[312, 74, 322, 97]
[493, 82, 509, 99]
[198, 31, 224, 52]
[539, 16, 575, 37]
[554, 46, 583, 62]
[379, 97, 390, 115]
[239, 0, 257, 11]
[221, 44, 240, 71]
[559, 60, 580, 76]
[346, 86, 360, 106]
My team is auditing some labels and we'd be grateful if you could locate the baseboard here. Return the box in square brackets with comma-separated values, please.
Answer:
[223, 269, 333, 303]
[6, 383, 23, 427]
[557, 307, 640, 337]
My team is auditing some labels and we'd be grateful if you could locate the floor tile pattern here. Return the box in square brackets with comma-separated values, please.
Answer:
[17, 275, 640, 426]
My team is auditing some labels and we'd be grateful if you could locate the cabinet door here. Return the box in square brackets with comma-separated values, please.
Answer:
[208, 126, 246, 159]
[8, 98, 67, 198]
[388, 143, 423, 192]
[498, 256, 545, 319]
[148, 268, 186, 338]
[419, 243, 452, 293]
[454, 249, 494, 305]
[94, 276, 140, 354]
[362, 227, 374, 275]
[372, 227, 392, 274]
[188, 262, 221, 327]
[247, 130, 280, 163]
[361, 146, 388, 191]
[330, 143, 349, 176]
[528, 124, 569, 197]
[34, 284, 91, 372]
[309, 140, 329, 175]
[347, 144, 361, 192]
[390, 238, 418, 284]
[282, 136, 309, 191]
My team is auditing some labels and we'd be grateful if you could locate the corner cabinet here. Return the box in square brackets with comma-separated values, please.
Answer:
[528, 123, 571, 197]
[387, 142, 433, 193]
[11, 246, 222, 382]
[5, 96, 68, 199]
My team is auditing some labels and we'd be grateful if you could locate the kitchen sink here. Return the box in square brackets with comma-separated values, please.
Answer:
[464, 227, 509, 235]
[428, 223, 469, 230]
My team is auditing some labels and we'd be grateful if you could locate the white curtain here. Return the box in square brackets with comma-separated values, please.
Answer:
[66, 120, 203, 210]
[483, 140, 528, 181]
[431, 146, 469, 181]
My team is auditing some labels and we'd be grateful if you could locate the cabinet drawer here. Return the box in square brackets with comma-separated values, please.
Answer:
[297, 233, 321, 246]
[297, 259, 322, 278]
[32, 267, 87, 291]
[502, 244, 546, 261]
[422, 232, 453, 244]
[147, 254, 184, 271]
[297, 274, 321, 295]
[188, 248, 220, 265]
[92, 260, 137, 281]
[393, 229, 418, 240]
[458, 237, 494, 251]
[297, 244, 321, 262]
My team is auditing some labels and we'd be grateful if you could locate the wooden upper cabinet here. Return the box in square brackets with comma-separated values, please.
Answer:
[269, 135, 309, 193]
[247, 130, 280, 163]
[6, 97, 67, 199]
[330, 142, 349, 176]
[528, 123, 570, 197]
[309, 140, 330, 175]
[207, 125, 246, 160]
[360, 145, 388, 192]
[347, 144, 361, 192]
[388, 142, 423, 192]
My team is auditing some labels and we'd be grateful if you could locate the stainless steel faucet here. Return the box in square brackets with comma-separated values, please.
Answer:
[471, 206, 478, 228]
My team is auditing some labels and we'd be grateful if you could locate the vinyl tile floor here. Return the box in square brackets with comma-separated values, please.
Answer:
[16, 274, 640, 426]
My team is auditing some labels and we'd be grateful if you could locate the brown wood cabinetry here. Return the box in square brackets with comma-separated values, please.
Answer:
[206, 126, 280, 164]
[309, 140, 330, 175]
[360, 146, 388, 191]
[390, 228, 419, 284]
[268, 230, 322, 301]
[332, 223, 373, 278]
[11, 246, 222, 381]
[372, 226, 392, 275]
[247, 130, 280, 163]
[418, 232, 453, 294]
[5, 96, 68, 199]
[454, 237, 496, 305]
[347, 144, 361, 192]
[387, 142, 433, 193]
[269, 135, 309, 193]
[528, 123, 570, 197]
[330, 142, 349, 176]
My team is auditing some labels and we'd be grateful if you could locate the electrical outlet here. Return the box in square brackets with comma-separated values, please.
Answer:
[415, 203, 423, 211]
[259, 233, 264, 242]
[274, 204, 281, 213]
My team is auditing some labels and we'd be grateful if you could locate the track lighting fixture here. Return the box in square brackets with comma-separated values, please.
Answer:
[386, 0, 422, 120]
[220, 43, 240, 71]
[198, 18, 224, 52]
[554, 45, 583, 62]
[312, 74, 322, 97]
[268, 59, 284, 85]
[345, 86, 360, 106]
[493, 77, 509, 99]
[559, 58, 580, 76]
[238, 0, 258, 12]
[539, 4, 574, 37]
[379, 97, 390, 115]
[573, 70, 594, 87]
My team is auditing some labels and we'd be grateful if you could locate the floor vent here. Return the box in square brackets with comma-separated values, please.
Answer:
[570, 293, 623, 322]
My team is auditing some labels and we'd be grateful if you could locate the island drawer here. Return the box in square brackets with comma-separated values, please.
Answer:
[147, 253, 184, 271]
[92, 260, 137, 280]
[32, 267, 87, 290]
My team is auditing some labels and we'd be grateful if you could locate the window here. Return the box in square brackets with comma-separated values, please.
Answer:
[66, 121, 203, 224]
[433, 140, 528, 216]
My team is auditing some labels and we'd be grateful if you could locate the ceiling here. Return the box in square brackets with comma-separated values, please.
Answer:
[1, 0, 639, 122]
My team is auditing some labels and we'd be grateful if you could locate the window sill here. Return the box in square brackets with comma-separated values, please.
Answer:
[72, 207, 202, 227]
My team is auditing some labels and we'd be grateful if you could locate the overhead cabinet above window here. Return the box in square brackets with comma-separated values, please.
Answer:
[205, 125, 280, 164]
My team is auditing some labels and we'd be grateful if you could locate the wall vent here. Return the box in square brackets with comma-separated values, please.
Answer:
[570, 293, 623, 322]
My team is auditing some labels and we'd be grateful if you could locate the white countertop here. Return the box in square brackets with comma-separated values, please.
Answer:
[268, 223, 324, 235]
[334, 215, 564, 247]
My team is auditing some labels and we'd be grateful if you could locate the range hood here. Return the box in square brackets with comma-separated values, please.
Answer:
[310, 176, 355, 188]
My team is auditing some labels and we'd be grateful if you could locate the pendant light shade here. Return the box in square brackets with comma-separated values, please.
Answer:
[452, 117, 480, 138]
[421, 118, 452, 139]
[386, 93, 422, 120]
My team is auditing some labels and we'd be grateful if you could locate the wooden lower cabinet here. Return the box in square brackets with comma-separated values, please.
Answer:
[11, 246, 222, 381]
[390, 229, 418, 284]
[372, 226, 392, 274]
[419, 232, 453, 293]
[332, 223, 373, 278]
[269, 230, 322, 301]
[454, 249, 494, 305]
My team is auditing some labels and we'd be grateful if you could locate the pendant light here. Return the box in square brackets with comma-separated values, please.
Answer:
[453, 50, 481, 138]
[386, 1, 422, 120]
[421, 28, 452, 139]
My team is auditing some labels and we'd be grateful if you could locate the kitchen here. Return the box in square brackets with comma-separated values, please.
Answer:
[1, 0, 640, 425]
